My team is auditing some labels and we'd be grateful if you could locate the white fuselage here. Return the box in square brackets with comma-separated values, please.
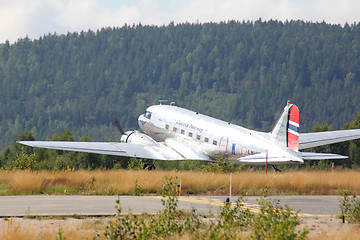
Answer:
[138, 104, 278, 162]
[18, 102, 354, 166]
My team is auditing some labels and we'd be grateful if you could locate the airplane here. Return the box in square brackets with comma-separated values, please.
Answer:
[18, 101, 360, 169]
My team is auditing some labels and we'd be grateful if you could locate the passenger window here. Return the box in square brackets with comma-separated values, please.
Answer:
[205, 137, 209, 143]
[189, 132, 193, 137]
[196, 135, 201, 140]
[165, 124, 169, 130]
[181, 129, 185, 135]
[173, 127, 177, 132]
[213, 140, 218, 145]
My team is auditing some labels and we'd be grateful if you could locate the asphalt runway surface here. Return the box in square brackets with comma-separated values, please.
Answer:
[0, 195, 341, 218]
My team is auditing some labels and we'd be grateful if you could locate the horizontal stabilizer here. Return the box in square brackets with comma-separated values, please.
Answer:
[301, 152, 348, 160]
[238, 151, 303, 165]
[299, 129, 360, 149]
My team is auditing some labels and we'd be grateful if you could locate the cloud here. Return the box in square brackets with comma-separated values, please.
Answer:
[0, 0, 141, 43]
[57, 0, 141, 32]
[0, 0, 359, 43]
[0, 0, 63, 42]
[171, 0, 360, 24]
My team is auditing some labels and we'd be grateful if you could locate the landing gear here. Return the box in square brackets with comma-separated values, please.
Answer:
[144, 160, 157, 170]
[271, 165, 282, 172]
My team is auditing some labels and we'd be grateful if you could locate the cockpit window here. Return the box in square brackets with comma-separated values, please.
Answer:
[144, 111, 152, 119]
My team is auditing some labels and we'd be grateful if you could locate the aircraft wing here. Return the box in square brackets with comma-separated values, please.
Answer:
[18, 141, 191, 161]
[299, 129, 360, 150]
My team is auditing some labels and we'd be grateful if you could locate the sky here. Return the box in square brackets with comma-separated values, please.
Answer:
[0, 0, 359, 43]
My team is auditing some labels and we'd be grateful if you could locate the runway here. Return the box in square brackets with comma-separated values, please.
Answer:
[0, 195, 341, 218]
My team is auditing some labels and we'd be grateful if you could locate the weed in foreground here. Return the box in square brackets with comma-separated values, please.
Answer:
[104, 199, 147, 239]
[56, 228, 63, 240]
[132, 179, 141, 196]
[104, 176, 203, 239]
[199, 197, 253, 239]
[251, 197, 308, 240]
[219, 197, 253, 229]
[103, 178, 307, 240]
[339, 188, 360, 223]
[156, 176, 183, 236]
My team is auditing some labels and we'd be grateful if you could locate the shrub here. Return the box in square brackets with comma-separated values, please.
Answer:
[132, 179, 141, 196]
[199, 197, 253, 239]
[251, 197, 308, 240]
[104, 176, 202, 239]
[8, 150, 39, 170]
[104, 179, 307, 240]
[339, 188, 360, 223]
[104, 199, 150, 239]
[203, 154, 243, 173]
[127, 157, 145, 170]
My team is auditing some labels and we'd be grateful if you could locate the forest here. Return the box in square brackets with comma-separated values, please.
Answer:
[1, 19, 360, 169]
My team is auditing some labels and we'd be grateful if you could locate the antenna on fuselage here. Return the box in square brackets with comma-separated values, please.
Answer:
[159, 100, 168, 105]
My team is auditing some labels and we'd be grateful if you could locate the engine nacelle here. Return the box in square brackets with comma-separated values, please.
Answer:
[120, 130, 158, 146]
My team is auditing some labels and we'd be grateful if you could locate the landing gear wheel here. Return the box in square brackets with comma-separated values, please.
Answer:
[271, 165, 282, 172]
[144, 160, 156, 170]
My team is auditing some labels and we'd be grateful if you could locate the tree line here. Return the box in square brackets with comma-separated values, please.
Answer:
[1, 19, 360, 168]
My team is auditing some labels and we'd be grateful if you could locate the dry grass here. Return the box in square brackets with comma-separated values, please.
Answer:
[1, 216, 360, 240]
[312, 227, 360, 240]
[307, 221, 360, 240]
[0, 169, 360, 195]
[0, 218, 107, 240]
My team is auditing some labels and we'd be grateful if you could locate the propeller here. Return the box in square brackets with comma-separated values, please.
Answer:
[114, 118, 124, 135]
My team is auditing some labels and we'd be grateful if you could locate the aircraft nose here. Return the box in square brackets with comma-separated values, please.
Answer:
[138, 114, 149, 128]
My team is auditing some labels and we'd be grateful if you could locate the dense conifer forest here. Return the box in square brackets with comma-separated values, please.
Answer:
[1, 20, 360, 168]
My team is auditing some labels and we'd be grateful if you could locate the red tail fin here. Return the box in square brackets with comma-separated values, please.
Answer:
[287, 105, 299, 152]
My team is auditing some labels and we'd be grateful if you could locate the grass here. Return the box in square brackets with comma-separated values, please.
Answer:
[311, 226, 360, 240]
[0, 175, 359, 239]
[103, 176, 308, 239]
[0, 169, 360, 195]
[1, 171, 360, 239]
[0, 217, 107, 240]
[2, 216, 359, 240]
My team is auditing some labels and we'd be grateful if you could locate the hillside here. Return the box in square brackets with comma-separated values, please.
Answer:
[1, 20, 360, 152]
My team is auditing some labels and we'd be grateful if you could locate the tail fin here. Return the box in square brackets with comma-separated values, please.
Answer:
[271, 101, 299, 152]
[287, 104, 299, 151]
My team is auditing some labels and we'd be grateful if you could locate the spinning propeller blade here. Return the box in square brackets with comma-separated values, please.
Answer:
[114, 118, 124, 135]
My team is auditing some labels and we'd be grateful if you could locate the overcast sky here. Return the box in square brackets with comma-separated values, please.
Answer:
[1, 0, 359, 43]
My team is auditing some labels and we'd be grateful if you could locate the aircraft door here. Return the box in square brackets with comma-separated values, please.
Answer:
[219, 136, 229, 158]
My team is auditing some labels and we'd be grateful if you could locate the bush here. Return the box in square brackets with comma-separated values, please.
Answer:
[251, 197, 308, 240]
[104, 180, 307, 240]
[199, 197, 253, 239]
[104, 199, 150, 239]
[203, 154, 243, 173]
[339, 188, 360, 223]
[8, 150, 39, 170]
[127, 157, 145, 170]
[104, 176, 202, 239]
